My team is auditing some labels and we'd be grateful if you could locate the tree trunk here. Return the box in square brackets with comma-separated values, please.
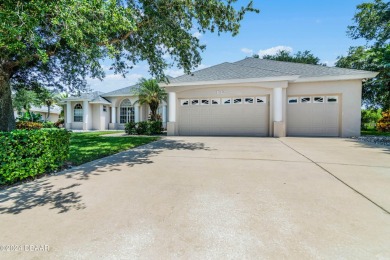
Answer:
[0, 69, 15, 131]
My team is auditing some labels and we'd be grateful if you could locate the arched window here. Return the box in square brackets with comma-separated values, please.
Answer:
[120, 99, 134, 123]
[74, 103, 83, 122]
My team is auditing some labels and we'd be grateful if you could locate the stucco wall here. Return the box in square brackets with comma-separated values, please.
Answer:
[287, 80, 362, 137]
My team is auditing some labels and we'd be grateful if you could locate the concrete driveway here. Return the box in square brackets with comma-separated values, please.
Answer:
[0, 137, 389, 259]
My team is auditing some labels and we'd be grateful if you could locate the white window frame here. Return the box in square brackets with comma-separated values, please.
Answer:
[119, 99, 134, 124]
[74, 103, 83, 122]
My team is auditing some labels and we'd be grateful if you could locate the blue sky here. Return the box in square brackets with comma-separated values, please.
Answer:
[88, 0, 368, 92]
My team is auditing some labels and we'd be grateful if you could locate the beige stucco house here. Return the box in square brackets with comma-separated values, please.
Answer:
[60, 87, 167, 131]
[163, 58, 377, 137]
[61, 58, 377, 137]
[14, 105, 62, 123]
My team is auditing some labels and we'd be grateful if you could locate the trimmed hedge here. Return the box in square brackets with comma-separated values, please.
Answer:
[125, 121, 163, 135]
[377, 110, 390, 132]
[0, 129, 71, 184]
[16, 121, 43, 130]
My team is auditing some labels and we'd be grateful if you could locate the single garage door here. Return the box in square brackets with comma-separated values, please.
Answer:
[178, 96, 269, 136]
[287, 95, 340, 137]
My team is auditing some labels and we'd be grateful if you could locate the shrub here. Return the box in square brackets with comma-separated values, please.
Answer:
[125, 122, 137, 135]
[16, 121, 43, 130]
[124, 121, 163, 135]
[361, 109, 382, 130]
[0, 129, 71, 184]
[136, 121, 150, 135]
[17, 111, 43, 122]
[377, 110, 390, 132]
[42, 121, 57, 128]
[149, 121, 163, 135]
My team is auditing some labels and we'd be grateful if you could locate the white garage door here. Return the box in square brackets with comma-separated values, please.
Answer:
[178, 97, 269, 136]
[287, 95, 340, 137]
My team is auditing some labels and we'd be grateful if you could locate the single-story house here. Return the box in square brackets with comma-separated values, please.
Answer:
[14, 105, 62, 123]
[59, 88, 168, 131]
[61, 58, 377, 137]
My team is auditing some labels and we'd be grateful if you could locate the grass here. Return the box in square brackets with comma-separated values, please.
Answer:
[69, 131, 159, 166]
[361, 129, 390, 136]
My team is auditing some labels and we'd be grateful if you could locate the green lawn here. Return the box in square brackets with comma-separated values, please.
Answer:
[69, 131, 159, 166]
[361, 129, 390, 136]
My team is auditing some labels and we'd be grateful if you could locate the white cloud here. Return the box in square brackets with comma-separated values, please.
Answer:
[87, 73, 144, 92]
[192, 31, 203, 39]
[257, 46, 293, 58]
[241, 48, 254, 55]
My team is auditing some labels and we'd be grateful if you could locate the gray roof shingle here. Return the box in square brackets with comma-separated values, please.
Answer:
[168, 58, 373, 84]
[101, 85, 139, 97]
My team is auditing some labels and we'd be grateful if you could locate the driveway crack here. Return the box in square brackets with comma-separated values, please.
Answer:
[277, 139, 390, 215]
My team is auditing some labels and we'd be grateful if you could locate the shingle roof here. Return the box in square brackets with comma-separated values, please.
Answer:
[101, 85, 139, 97]
[168, 58, 374, 84]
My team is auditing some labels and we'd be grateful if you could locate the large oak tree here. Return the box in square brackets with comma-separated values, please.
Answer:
[0, 0, 258, 131]
[336, 0, 390, 110]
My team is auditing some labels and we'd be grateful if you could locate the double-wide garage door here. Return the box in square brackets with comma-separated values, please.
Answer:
[178, 97, 269, 136]
[287, 95, 340, 137]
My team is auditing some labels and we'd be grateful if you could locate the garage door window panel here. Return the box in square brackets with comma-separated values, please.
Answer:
[256, 97, 267, 104]
[327, 96, 338, 103]
[301, 97, 311, 103]
[201, 99, 209, 105]
[211, 98, 220, 105]
[222, 98, 231, 104]
[191, 99, 199, 105]
[181, 99, 189, 106]
[244, 98, 254, 104]
[288, 97, 298, 104]
[233, 98, 242, 104]
[314, 97, 324, 103]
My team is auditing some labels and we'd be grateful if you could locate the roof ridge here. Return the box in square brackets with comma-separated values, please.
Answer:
[241, 57, 368, 73]
[173, 62, 230, 79]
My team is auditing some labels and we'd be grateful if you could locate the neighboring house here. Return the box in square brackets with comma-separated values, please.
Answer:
[14, 105, 62, 123]
[59, 87, 167, 130]
[60, 58, 377, 137]
[162, 58, 377, 137]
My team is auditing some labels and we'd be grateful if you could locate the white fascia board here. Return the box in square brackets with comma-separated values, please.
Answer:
[295, 72, 379, 83]
[89, 101, 111, 105]
[160, 75, 301, 87]
[100, 94, 137, 97]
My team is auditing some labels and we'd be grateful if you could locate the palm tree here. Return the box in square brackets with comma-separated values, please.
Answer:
[133, 78, 167, 121]
[36, 88, 61, 121]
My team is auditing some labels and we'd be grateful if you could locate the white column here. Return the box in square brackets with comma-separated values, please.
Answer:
[162, 105, 167, 123]
[134, 105, 140, 123]
[273, 87, 283, 122]
[83, 100, 89, 130]
[66, 102, 72, 129]
[66, 102, 72, 124]
[111, 106, 116, 124]
[168, 92, 176, 122]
